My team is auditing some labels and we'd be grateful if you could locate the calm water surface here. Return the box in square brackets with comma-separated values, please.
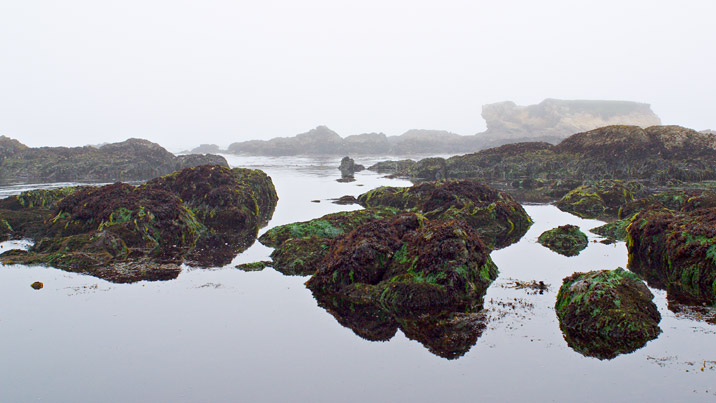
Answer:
[0, 156, 714, 402]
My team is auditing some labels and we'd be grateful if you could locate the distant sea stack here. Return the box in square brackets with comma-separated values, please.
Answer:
[478, 99, 661, 146]
[0, 136, 228, 184]
[218, 99, 663, 156]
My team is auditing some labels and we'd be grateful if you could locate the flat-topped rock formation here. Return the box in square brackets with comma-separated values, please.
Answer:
[0, 137, 228, 184]
[478, 99, 661, 146]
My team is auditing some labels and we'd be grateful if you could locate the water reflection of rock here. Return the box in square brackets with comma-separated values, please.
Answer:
[313, 292, 486, 360]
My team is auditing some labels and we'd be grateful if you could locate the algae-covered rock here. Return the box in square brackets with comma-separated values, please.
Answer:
[555, 268, 661, 360]
[626, 207, 716, 305]
[307, 213, 498, 313]
[357, 180, 532, 249]
[537, 225, 588, 256]
[367, 159, 416, 175]
[258, 208, 399, 275]
[590, 219, 632, 242]
[556, 180, 642, 219]
[236, 261, 271, 272]
[0, 165, 278, 282]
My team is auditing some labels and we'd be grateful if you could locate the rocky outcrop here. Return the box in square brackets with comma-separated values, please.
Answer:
[357, 180, 532, 249]
[370, 125, 716, 203]
[626, 206, 716, 305]
[220, 100, 661, 156]
[306, 214, 498, 313]
[258, 208, 400, 275]
[338, 156, 365, 180]
[555, 268, 661, 360]
[0, 137, 229, 184]
[538, 225, 588, 256]
[555, 180, 644, 219]
[479, 99, 661, 146]
[0, 165, 277, 282]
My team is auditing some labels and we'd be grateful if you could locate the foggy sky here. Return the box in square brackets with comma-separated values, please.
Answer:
[1, 0, 714, 151]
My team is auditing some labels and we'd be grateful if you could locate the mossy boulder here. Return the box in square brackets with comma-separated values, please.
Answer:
[0, 165, 278, 282]
[626, 207, 716, 306]
[537, 225, 589, 256]
[590, 219, 632, 242]
[555, 268, 661, 360]
[357, 180, 532, 249]
[258, 208, 399, 275]
[307, 213, 498, 313]
[556, 180, 642, 219]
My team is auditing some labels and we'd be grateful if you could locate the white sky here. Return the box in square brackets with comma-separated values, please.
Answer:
[1, 0, 714, 151]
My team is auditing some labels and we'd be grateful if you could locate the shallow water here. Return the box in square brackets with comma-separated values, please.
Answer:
[0, 156, 714, 402]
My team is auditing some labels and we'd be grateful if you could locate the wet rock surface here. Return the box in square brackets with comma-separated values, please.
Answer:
[627, 206, 716, 306]
[307, 213, 498, 313]
[258, 208, 400, 275]
[537, 225, 588, 256]
[0, 137, 228, 184]
[370, 125, 716, 203]
[0, 165, 277, 282]
[555, 180, 643, 219]
[555, 268, 661, 360]
[357, 180, 532, 249]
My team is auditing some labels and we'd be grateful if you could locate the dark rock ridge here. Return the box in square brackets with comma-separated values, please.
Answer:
[220, 100, 659, 156]
[555, 268, 661, 360]
[537, 225, 588, 257]
[0, 165, 277, 282]
[0, 136, 228, 184]
[627, 206, 716, 306]
[371, 125, 716, 201]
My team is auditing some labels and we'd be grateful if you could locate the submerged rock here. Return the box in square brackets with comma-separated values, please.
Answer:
[626, 207, 716, 306]
[357, 180, 532, 249]
[307, 213, 498, 313]
[590, 219, 632, 242]
[236, 261, 271, 272]
[555, 268, 661, 360]
[30, 281, 43, 290]
[537, 225, 589, 256]
[0, 165, 278, 282]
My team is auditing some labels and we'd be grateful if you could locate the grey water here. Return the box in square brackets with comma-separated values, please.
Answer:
[0, 155, 714, 402]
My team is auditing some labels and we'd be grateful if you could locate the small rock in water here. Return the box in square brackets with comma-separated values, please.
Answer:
[311, 200, 321, 203]
[236, 261, 271, 272]
[332, 195, 358, 205]
[30, 281, 43, 290]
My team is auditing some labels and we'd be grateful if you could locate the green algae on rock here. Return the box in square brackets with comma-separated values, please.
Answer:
[537, 225, 589, 257]
[0, 165, 278, 282]
[307, 213, 498, 314]
[590, 219, 632, 243]
[357, 180, 532, 249]
[555, 180, 642, 219]
[258, 207, 399, 276]
[626, 206, 716, 306]
[555, 268, 661, 360]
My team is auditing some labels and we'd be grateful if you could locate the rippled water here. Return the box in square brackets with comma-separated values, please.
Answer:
[0, 156, 714, 402]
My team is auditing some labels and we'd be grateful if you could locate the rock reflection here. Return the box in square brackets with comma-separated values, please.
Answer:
[313, 291, 486, 360]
